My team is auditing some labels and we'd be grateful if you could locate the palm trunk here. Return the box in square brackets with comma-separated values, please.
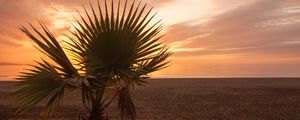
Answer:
[88, 107, 107, 120]
[87, 88, 108, 120]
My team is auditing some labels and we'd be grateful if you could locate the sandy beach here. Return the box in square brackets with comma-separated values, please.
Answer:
[0, 78, 300, 120]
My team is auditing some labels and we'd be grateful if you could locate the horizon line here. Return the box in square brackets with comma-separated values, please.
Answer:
[1, 77, 299, 81]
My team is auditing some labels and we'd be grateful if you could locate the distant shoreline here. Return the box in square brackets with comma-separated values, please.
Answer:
[0, 77, 299, 82]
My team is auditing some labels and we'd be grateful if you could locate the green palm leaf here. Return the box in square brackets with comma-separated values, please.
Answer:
[11, 60, 66, 116]
[11, 24, 80, 116]
[11, 0, 171, 119]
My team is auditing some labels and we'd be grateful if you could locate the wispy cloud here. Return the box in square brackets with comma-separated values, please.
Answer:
[282, 40, 300, 45]
[165, 0, 300, 56]
[155, 0, 300, 77]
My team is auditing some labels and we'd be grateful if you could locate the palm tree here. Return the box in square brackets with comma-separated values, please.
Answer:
[10, 0, 171, 119]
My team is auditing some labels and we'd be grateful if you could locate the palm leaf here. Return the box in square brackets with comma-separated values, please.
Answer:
[12, 0, 171, 119]
[11, 60, 65, 116]
[11, 24, 80, 116]
[66, 0, 171, 119]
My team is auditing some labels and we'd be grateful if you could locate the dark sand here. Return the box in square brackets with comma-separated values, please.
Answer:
[0, 78, 300, 120]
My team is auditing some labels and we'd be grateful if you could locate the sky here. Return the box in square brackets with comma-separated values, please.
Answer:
[0, 0, 300, 79]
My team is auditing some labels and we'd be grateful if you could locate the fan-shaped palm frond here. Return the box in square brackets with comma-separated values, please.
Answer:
[11, 23, 80, 116]
[67, 0, 171, 79]
[11, 0, 171, 119]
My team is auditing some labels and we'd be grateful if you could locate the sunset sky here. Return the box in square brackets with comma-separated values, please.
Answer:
[0, 0, 300, 79]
